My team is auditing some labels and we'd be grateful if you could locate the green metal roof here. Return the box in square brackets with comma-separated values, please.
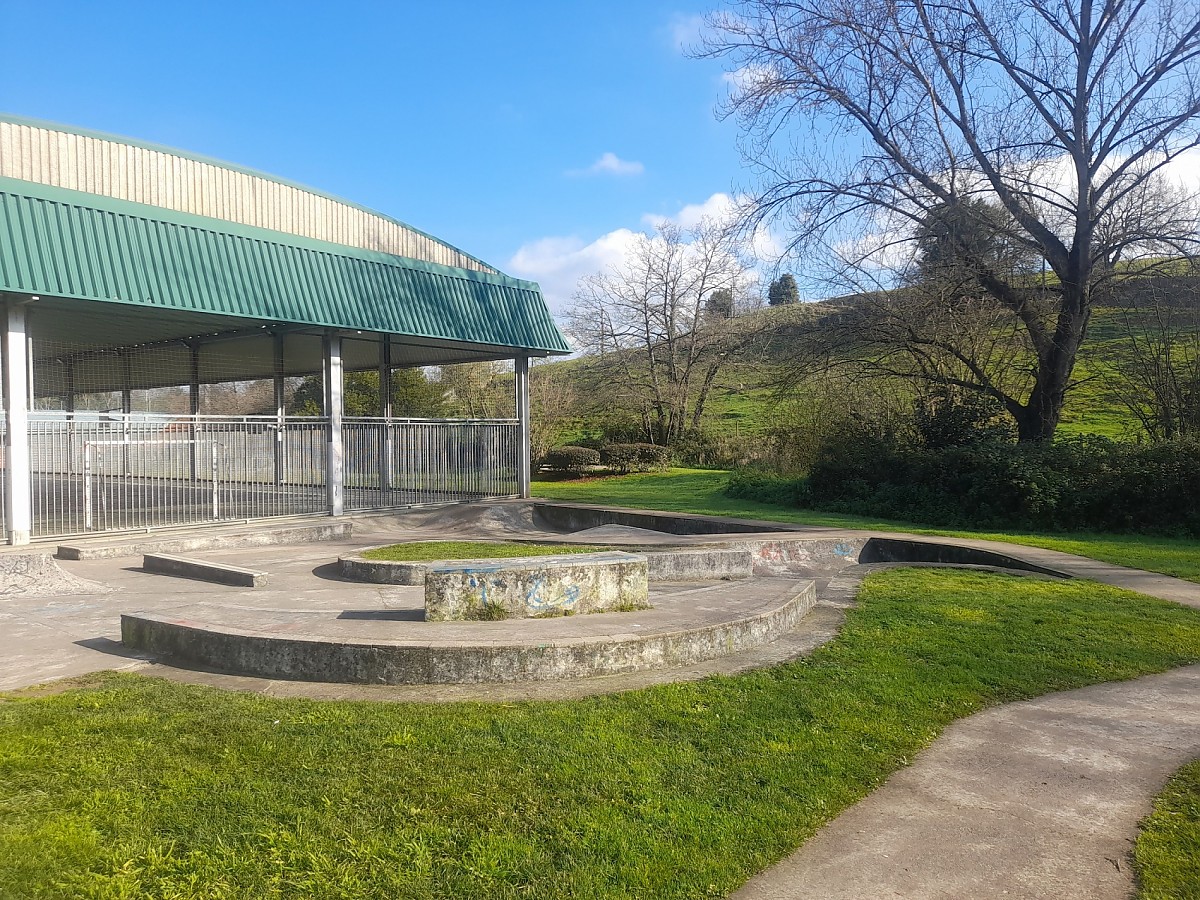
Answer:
[0, 177, 570, 355]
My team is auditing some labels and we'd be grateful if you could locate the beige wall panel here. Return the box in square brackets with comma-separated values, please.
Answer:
[0, 122, 494, 274]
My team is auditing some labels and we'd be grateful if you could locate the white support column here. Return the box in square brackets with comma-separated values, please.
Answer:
[273, 332, 286, 486]
[514, 354, 532, 499]
[188, 343, 200, 481]
[120, 352, 132, 477]
[3, 302, 33, 544]
[323, 332, 344, 515]
[378, 339, 393, 495]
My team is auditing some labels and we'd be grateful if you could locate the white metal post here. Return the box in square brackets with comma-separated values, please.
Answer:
[323, 333, 344, 515]
[3, 302, 33, 544]
[378, 339, 393, 495]
[188, 344, 200, 481]
[273, 332, 285, 486]
[514, 355, 531, 499]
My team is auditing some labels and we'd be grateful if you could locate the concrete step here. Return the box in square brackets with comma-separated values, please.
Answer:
[143, 553, 267, 588]
[56, 520, 352, 560]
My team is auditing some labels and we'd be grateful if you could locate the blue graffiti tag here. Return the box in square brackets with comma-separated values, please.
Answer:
[525, 576, 582, 612]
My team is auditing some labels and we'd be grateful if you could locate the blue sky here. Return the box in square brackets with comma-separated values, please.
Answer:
[1, 1, 752, 314]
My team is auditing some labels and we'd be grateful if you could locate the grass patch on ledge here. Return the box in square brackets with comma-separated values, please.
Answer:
[1135, 757, 1200, 899]
[533, 469, 1200, 583]
[3, 569, 1200, 898]
[361, 541, 608, 562]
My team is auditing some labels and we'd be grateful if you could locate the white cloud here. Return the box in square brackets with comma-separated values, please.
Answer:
[567, 152, 645, 178]
[721, 64, 776, 93]
[642, 192, 739, 229]
[509, 193, 787, 315]
[668, 13, 705, 52]
[643, 192, 784, 261]
[508, 229, 640, 315]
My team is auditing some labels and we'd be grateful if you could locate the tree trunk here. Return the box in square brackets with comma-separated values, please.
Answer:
[1015, 295, 1090, 442]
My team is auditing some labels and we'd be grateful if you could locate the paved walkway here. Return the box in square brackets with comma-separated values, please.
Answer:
[732, 665, 1200, 900]
[728, 545, 1200, 900]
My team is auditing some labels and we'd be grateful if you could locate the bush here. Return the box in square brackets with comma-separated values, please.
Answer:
[542, 445, 601, 474]
[600, 443, 670, 475]
[726, 471, 811, 506]
[735, 436, 1200, 535]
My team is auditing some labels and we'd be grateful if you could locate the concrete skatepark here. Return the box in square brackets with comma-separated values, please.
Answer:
[1, 499, 1087, 692]
[2, 499, 1200, 898]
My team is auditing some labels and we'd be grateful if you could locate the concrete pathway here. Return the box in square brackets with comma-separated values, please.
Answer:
[728, 540, 1200, 900]
[732, 665, 1200, 900]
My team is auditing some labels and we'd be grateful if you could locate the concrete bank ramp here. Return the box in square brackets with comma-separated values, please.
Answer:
[388, 502, 541, 534]
[566, 524, 689, 542]
[0, 554, 109, 597]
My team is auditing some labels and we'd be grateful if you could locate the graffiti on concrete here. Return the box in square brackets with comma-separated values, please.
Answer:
[525, 576, 582, 613]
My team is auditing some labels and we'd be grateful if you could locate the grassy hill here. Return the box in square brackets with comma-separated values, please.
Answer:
[542, 284, 1200, 453]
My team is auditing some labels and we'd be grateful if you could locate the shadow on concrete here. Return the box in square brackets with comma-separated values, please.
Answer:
[337, 609, 425, 622]
[74, 636, 151, 659]
[311, 563, 354, 582]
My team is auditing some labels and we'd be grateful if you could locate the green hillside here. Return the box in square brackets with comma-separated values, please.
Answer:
[544, 288, 1199, 452]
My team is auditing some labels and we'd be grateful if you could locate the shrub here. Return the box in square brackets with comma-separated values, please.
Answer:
[600, 442, 670, 475]
[542, 445, 601, 474]
[672, 429, 764, 469]
[726, 471, 811, 506]
[914, 386, 1017, 448]
[739, 436, 1200, 535]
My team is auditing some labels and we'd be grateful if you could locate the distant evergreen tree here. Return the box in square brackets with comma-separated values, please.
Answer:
[767, 274, 800, 306]
[704, 288, 735, 319]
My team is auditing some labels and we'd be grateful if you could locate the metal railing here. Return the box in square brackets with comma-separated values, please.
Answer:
[28, 413, 327, 537]
[17, 412, 519, 538]
[343, 417, 519, 510]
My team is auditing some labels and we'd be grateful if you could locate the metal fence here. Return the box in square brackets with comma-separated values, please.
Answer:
[17, 413, 518, 538]
[343, 418, 519, 510]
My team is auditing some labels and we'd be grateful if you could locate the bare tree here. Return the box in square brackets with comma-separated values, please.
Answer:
[568, 220, 757, 444]
[705, 0, 1200, 440]
[1101, 285, 1200, 439]
[528, 360, 580, 470]
[438, 362, 511, 419]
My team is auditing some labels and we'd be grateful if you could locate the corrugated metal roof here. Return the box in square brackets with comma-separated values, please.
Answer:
[0, 176, 571, 354]
[0, 113, 496, 274]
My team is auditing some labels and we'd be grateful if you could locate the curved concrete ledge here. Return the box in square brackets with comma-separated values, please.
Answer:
[341, 545, 754, 585]
[339, 551, 426, 585]
[859, 536, 1071, 577]
[119, 578, 816, 684]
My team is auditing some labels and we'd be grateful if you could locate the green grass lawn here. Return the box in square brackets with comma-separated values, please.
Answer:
[1136, 758, 1200, 899]
[533, 470, 1200, 583]
[362, 542, 607, 562]
[3, 569, 1200, 899]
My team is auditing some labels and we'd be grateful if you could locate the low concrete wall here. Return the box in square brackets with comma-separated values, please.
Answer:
[339, 553, 426, 585]
[119, 579, 815, 684]
[57, 521, 353, 561]
[646, 548, 753, 581]
[341, 546, 753, 585]
[859, 537, 1070, 577]
[531, 502, 793, 536]
[743, 538, 869, 576]
[424, 552, 649, 621]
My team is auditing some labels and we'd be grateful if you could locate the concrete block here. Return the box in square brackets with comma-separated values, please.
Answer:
[424, 551, 649, 621]
[338, 554, 427, 585]
[143, 553, 267, 587]
[646, 548, 753, 581]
